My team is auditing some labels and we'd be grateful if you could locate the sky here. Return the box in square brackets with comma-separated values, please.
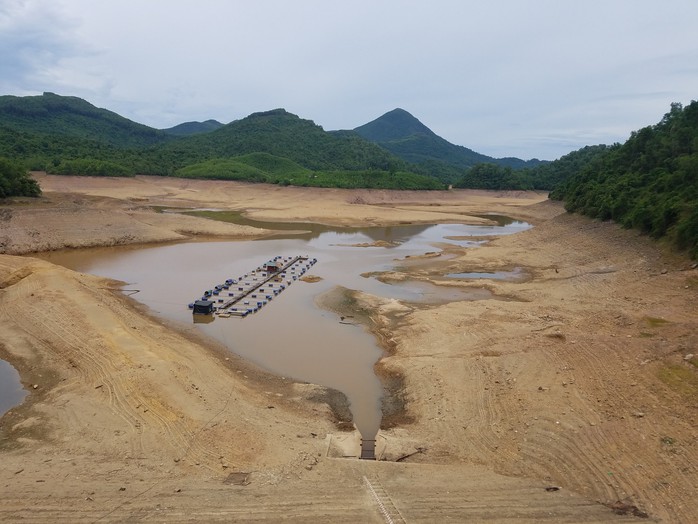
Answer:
[1, 0, 697, 160]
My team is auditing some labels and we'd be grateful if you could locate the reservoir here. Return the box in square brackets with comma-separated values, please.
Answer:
[34, 218, 530, 438]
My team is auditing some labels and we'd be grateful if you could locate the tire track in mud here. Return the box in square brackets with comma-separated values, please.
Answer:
[0, 266, 215, 464]
[531, 342, 632, 499]
[91, 295, 265, 472]
[384, 230, 697, 523]
[516, 333, 698, 522]
[81, 302, 232, 469]
[5, 292, 150, 456]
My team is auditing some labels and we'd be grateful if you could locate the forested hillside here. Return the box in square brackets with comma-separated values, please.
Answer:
[353, 108, 545, 183]
[0, 95, 444, 190]
[153, 109, 404, 172]
[551, 102, 698, 258]
[0, 92, 171, 147]
[6, 91, 695, 224]
[161, 119, 224, 136]
[0, 93, 559, 190]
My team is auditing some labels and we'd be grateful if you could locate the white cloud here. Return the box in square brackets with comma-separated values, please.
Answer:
[1, 0, 697, 160]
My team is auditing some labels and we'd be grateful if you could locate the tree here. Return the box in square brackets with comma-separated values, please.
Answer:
[454, 163, 530, 190]
[0, 157, 41, 198]
[551, 101, 698, 259]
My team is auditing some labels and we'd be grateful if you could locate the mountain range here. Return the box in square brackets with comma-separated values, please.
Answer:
[2, 93, 694, 259]
[0, 92, 540, 183]
[353, 108, 542, 172]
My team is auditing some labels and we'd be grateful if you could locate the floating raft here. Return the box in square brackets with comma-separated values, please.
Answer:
[189, 255, 317, 318]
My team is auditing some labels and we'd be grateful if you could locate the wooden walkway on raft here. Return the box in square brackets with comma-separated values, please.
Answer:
[190, 255, 317, 318]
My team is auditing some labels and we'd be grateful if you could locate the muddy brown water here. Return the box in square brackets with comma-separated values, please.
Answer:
[13, 218, 530, 438]
[447, 267, 525, 280]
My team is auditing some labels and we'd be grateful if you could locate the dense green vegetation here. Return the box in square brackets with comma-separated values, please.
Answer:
[0, 93, 553, 191]
[283, 169, 445, 190]
[158, 109, 404, 172]
[0, 92, 171, 148]
[455, 145, 612, 191]
[3, 93, 696, 255]
[454, 163, 530, 190]
[49, 158, 133, 177]
[0, 96, 429, 186]
[162, 119, 224, 136]
[235, 152, 311, 177]
[452, 148, 613, 190]
[172, 154, 443, 189]
[0, 156, 41, 197]
[551, 102, 698, 258]
[174, 158, 270, 182]
[518, 145, 611, 190]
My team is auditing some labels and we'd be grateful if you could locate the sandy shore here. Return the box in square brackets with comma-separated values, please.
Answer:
[0, 173, 696, 522]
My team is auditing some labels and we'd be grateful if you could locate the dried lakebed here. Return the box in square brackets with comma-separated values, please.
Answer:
[32, 217, 531, 439]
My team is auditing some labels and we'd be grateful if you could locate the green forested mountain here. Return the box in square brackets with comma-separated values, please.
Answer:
[161, 119, 224, 136]
[352, 108, 544, 181]
[0, 93, 551, 189]
[353, 108, 439, 143]
[0, 93, 577, 191]
[0, 92, 171, 148]
[154, 108, 404, 172]
[2, 93, 695, 253]
[551, 102, 698, 258]
[0, 95, 443, 189]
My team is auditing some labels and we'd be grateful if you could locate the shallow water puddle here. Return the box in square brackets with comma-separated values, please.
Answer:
[33, 219, 530, 438]
[447, 267, 525, 281]
[0, 360, 27, 417]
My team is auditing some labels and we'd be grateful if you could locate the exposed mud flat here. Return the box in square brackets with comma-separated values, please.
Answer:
[0, 174, 696, 522]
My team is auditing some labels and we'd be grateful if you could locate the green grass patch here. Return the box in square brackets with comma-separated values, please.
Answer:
[658, 364, 698, 396]
[173, 158, 268, 182]
[234, 152, 310, 177]
[169, 155, 445, 190]
[49, 158, 134, 177]
[643, 316, 671, 327]
[181, 210, 243, 224]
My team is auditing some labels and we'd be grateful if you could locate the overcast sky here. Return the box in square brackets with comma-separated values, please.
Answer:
[2, 0, 697, 160]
